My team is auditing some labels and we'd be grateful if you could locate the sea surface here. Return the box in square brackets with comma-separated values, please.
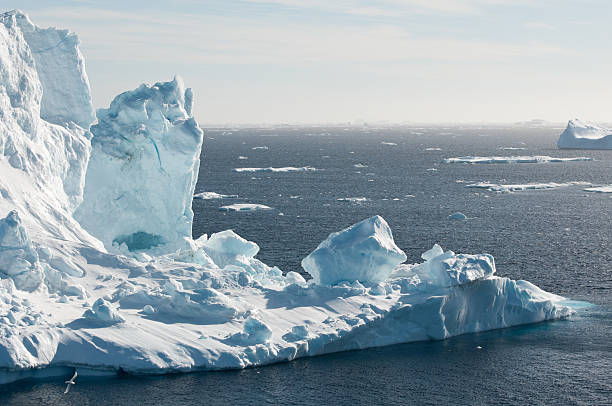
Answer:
[2, 126, 611, 405]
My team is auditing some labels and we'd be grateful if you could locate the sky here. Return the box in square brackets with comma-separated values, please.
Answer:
[9, 0, 612, 124]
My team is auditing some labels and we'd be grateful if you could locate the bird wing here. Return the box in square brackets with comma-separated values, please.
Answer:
[72, 370, 78, 381]
[64, 384, 71, 394]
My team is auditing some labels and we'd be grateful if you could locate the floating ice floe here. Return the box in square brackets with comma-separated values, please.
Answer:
[558, 119, 612, 149]
[466, 182, 591, 193]
[337, 197, 368, 202]
[584, 185, 612, 193]
[233, 167, 319, 173]
[194, 192, 238, 200]
[425, 148, 442, 151]
[500, 147, 526, 151]
[353, 163, 368, 168]
[219, 204, 273, 211]
[443, 156, 592, 164]
[448, 212, 468, 220]
[251, 146, 269, 150]
[0, 10, 587, 386]
[381, 142, 398, 146]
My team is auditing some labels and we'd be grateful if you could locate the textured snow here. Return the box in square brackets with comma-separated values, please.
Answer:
[0, 10, 585, 385]
[233, 166, 319, 173]
[75, 76, 203, 255]
[219, 204, 272, 212]
[558, 119, 612, 149]
[444, 156, 592, 164]
[467, 182, 591, 193]
[301, 216, 407, 285]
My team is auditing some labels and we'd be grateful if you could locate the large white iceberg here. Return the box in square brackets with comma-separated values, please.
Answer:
[558, 119, 612, 149]
[0, 10, 586, 385]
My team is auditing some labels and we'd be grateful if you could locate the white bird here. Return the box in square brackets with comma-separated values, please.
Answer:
[64, 370, 77, 394]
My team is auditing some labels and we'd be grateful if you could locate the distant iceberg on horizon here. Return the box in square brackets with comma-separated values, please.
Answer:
[0, 9, 587, 385]
[558, 119, 612, 149]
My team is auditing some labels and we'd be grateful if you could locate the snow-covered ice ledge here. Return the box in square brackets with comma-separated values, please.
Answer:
[0, 10, 588, 385]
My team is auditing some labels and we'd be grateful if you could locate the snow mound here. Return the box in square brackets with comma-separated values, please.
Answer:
[233, 166, 319, 173]
[301, 216, 407, 285]
[558, 119, 612, 149]
[75, 77, 204, 254]
[448, 212, 467, 220]
[443, 156, 592, 164]
[467, 182, 590, 193]
[219, 204, 272, 212]
[83, 298, 125, 324]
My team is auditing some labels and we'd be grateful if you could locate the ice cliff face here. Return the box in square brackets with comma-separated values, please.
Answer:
[0, 10, 97, 244]
[558, 119, 612, 149]
[75, 77, 203, 254]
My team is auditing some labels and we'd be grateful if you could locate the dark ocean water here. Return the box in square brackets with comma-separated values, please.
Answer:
[2, 126, 611, 405]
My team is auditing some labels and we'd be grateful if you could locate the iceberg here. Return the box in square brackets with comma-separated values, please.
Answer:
[443, 156, 592, 164]
[558, 119, 612, 149]
[0, 10, 585, 385]
[74, 77, 203, 254]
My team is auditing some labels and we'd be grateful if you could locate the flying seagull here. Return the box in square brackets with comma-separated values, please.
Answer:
[64, 370, 77, 394]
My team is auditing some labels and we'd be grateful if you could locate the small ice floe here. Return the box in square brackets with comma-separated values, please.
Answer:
[584, 185, 612, 193]
[238, 156, 248, 160]
[233, 166, 319, 173]
[337, 197, 368, 203]
[251, 146, 269, 150]
[425, 147, 442, 151]
[466, 182, 590, 193]
[194, 192, 238, 200]
[448, 212, 468, 220]
[219, 204, 273, 212]
[381, 141, 397, 146]
[443, 156, 592, 164]
[353, 163, 368, 168]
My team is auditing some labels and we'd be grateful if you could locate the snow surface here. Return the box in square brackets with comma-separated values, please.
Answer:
[233, 166, 319, 173]
[0, 10, 585, 385]
[444, 156, 592, 164]
[467, 182, 591, 193]
[558, 119, 612, 149]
